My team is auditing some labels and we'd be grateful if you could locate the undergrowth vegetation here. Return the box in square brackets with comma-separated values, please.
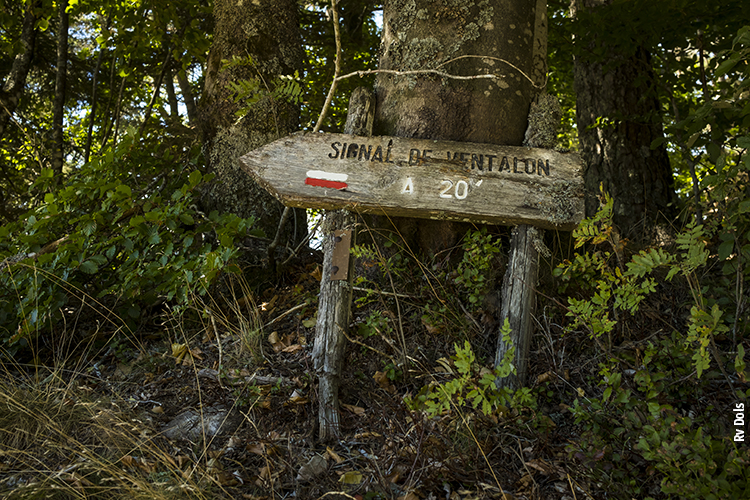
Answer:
[0, 128, 258, 358]
[0, 20, 749, 500]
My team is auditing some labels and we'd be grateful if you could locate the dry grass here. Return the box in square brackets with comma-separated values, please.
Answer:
[0, 364, 226, 500]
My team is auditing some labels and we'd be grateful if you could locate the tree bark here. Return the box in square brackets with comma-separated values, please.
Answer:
[176, 69, 198, 127]
[374, 0, 547, 251]
[374, 0, 549, 390]
[198, 0, 306, 243]
[572, 0, 676, 240]
[51, 0, 69, 179]
[84, 14, 110, 164]
[0, 1, 39, 141]
[314, 87, 375, 442]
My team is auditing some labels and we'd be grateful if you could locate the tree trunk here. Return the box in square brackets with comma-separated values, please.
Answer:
[51, 0, 69, 179]
[84, 17, 108, 164]
[198, 0, 306, 243]
[177, 69, 198, 128]
[0, 1, 39, 141]
[374, 0, 547, 251]
[572, 0, 676, 240]
[314, 87, 375, 442]
[375, 0, 548, 389]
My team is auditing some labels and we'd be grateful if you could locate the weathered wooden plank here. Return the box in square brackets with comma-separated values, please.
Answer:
[239, 132, 584, 231]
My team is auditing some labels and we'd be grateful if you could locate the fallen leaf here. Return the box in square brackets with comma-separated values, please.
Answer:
[342, 403, 365, 416]
[536, 371, 553, 384]
[297, 455, 327, 482]
[172, 343, 189, 363]
[310, 265, 322, 281]
[421, 316, 441, 334]
[247, 443, 266, 456]
[339, 470, 362, 485]
[268, 331, 280, 344]
[151, 405, 163, 414]
[326, 446, 345, 464]
[286, 390, 309, 405]
[373, 371, 396, 392]
[282, 344, 303, 353]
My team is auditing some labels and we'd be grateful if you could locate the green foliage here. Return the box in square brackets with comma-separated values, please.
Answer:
[357, 310, 392, 339]
[555, 189, 732, 377]
[566, 328, 750, 499]
[0, 130, 257, 355]
[223, 56, 304, 119]
[408, 320, 528, 418]
[454, 228, 501, 309]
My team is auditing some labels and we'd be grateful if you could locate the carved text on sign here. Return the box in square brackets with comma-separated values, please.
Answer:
[327, 140, 551, 177]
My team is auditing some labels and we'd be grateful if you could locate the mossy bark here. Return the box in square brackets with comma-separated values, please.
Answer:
[373, 0, 547, 251]
[198, 0, 306, 243]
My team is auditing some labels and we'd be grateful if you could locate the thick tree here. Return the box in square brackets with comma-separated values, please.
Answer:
[571, 0, 676, 239]
[373, 0, 549, 389]
[198, 0, 306, 244]
[374, 0, 547, 251]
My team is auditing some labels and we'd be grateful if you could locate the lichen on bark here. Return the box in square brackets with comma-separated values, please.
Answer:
[198, 0, 306, 243]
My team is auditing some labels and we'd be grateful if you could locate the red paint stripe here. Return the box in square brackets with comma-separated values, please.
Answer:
[305, 178, 348, 189]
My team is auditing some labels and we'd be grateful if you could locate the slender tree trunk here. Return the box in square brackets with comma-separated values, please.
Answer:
[198, 0, 306, 243]
[165, 67, 180, 123]
[0, 1, 39, 141]
[84, 15, 110, 164]
[51, 0, 69, 179]
[177, 69, 198, 127]
[572, 0, 676, 239]
[138, 43, 173, 137]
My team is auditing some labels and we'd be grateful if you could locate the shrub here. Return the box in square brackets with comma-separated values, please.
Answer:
[0, 129, 258, 357]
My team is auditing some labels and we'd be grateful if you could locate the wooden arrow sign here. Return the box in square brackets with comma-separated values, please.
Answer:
[239, 132, 584, 230]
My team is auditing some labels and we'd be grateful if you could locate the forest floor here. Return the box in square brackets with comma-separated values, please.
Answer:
[0, 238, 741, 500]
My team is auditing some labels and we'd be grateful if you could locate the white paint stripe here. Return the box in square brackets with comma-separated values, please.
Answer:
[306, 170, 348, 182]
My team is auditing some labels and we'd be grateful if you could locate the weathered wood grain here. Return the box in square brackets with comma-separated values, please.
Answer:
[494, 225, 540, 389]
[239, 132, 584, 231]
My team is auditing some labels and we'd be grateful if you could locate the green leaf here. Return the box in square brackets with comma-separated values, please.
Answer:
[80, 260, 98, 274]
[718, 240, 734, 260]
[148, 229, 160, 245]
[188, 170, 202, 187]
[82, 219, 97, 237]
[715, 55, 740, 77]
[105, 245, 117, 260]
[116, 184, 132, 197]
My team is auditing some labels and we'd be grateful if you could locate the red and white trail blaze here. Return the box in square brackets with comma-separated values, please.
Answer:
[305, 170, 348, 189]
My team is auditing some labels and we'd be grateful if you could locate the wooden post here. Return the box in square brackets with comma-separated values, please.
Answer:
[312, 87, 375, 441]
[494, 225, 540, 388]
